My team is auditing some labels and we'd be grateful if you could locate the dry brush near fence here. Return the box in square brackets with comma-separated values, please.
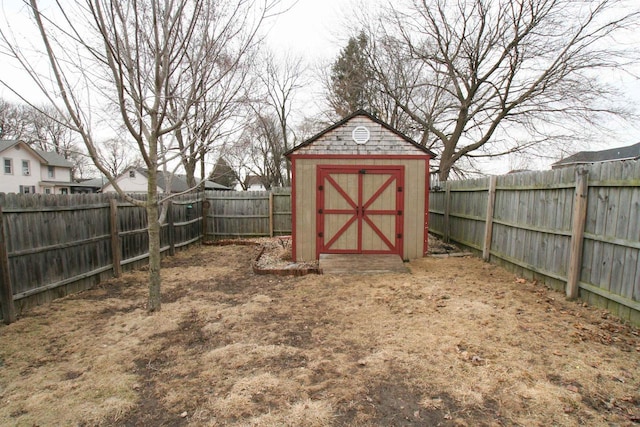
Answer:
[429, 159, 640, 325]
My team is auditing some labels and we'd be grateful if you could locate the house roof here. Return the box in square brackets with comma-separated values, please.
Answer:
[0, 139, 74, 168]
[71, 177, 107, 188]
[36, 149, 74, 168]
[284, 109, 437, 158]
[112, 167, 230, 192]
[552, 142, 640, 168]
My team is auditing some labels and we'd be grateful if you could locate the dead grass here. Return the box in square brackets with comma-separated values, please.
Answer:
[0, 242, 638, 426]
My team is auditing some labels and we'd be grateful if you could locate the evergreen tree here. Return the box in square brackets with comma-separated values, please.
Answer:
[328, 32, 376, 117]
[210, 157, 237, 189]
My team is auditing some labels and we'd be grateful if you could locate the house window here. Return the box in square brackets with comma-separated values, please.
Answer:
[129, 170, 136, 178]
[22, 160, 31, 176]
[45, 188, 51, 194]
[19, 185, 36, 194]
[60, 188, 68, 195]
[3, 158, 12, 174]
[48, 166, 55, 178]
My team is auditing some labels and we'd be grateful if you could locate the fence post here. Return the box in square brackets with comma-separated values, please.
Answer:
[109, 199, 122, 277]
[167, 200, 175, 256]
[202, 200, 210, 242]
[443, 182, 451, 243]
[0, 207, 16, 324]
[566, 169, 589, 300]
[269, 192, 274, 237]
[482, 176, 497, 261]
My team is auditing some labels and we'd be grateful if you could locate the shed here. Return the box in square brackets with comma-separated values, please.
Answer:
[285, 110, 436, 262]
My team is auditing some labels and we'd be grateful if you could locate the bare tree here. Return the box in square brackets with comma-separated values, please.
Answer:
[357, 0, 640, 180]
[167, 3, 264, 188]
[257, 50, 307, 186]
[0, 0, 279, 311]
[0, 99, 89, 178]
[0, 99, 31, 140]
[224, 50, 307, 190]
[97, 137, 140, 178]
[240, 112, 287, 190]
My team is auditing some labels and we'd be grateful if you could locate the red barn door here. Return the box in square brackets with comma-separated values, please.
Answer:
[316, 166, 404, 256]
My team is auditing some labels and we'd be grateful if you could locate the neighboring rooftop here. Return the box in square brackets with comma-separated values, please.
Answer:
[552, 142, 640, 169]
[0, 139, 74, 168]
[107, 167, 230, 192]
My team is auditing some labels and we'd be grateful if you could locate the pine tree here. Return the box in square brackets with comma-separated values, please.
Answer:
[329, 32, 376, 117]
[210, 157, 236, 189]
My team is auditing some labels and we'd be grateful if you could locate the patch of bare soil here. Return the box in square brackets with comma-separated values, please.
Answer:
[0, 242, 639, 426]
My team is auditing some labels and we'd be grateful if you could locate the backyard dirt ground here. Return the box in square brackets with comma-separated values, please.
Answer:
[0, 241, 639, 426]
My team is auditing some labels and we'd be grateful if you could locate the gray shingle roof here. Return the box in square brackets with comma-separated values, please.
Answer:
[130, 168, 230, 192]
[552, 142, 640, 168]
[34, 149, 74, 168]
[0, 139, 74, 168]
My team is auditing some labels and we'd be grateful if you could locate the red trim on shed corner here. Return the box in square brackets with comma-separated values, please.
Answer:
[291, 158, 297, 261]
[397, 166, 405, 258]
[315, 166, 323, 260]
[424, 157, 430, 256]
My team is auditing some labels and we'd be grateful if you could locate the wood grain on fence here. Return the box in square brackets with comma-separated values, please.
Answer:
[205, 189, 291, 240]
[429, 160, 640, 325]
[0, 192, 203, 322]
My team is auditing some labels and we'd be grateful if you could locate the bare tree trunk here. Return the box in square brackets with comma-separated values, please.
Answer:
[146, 168, 161, 312]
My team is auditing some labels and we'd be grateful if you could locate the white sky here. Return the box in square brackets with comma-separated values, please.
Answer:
[1, 0, 639, 175]
[265, 0, 348, 60]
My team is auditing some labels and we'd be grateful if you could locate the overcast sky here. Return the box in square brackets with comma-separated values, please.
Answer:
[1, 0, 638, 174]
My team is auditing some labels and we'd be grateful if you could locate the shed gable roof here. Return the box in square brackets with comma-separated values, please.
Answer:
[285, 110, 436, 158]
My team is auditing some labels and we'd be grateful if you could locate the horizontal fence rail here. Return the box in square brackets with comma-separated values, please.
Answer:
[3, 174, 637, 326]
[0, 189, 292, 323]
[429, 159, 640, 325]
[204, 189, 292, 240]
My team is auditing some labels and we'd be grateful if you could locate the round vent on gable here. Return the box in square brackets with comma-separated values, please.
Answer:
[352, 126, 370, 144]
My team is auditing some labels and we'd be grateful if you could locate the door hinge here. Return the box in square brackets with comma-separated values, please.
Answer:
[397, 186, 403, 192]
[318, 185, 323, 191]
[397, 233, 402, 239]
[318, 208, 323, 214]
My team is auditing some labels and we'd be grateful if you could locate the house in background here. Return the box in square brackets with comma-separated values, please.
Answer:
[101, 167, 230, 193]
[70, 177, 107, 194]
[552, 142, 640, 169]
[1, 139, 75, 194]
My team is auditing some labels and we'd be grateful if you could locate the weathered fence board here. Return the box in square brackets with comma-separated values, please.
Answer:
[0, 192, 203, 322]
[205, 189, 291, 239]
[429, 159, 640, 325]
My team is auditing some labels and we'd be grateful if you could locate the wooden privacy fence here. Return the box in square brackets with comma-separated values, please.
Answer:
[204, 189, 292, 240]
[0, 189, 292, 323]
[429, 159, 640, 325]
[0, 192, 204, 323]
